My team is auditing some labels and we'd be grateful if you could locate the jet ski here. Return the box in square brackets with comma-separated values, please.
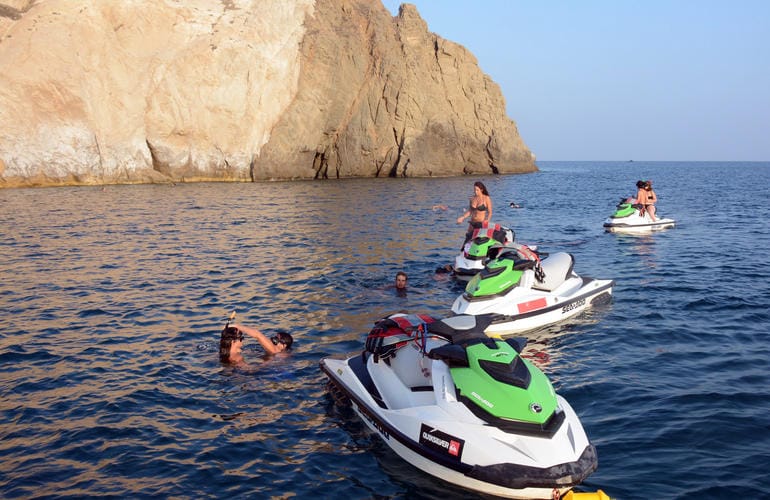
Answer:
[451, 244, 614, 336]
[321, 313, 598, 499]
[603, 198, 675, 233]
[453, 222, 514, 281]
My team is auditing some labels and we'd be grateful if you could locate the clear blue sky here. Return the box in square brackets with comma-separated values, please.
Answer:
[381, 1, 770, 161]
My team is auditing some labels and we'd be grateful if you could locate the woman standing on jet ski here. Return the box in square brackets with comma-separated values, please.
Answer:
[456, 181, 493, 245]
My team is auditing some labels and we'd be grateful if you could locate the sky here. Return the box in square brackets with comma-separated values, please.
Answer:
[381, 1, 770, 161]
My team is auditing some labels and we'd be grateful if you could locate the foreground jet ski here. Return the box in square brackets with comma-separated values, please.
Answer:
[451, 244, 614, 336]
[453, 223, 514, 281]
[321, 313, 598, 499]
[603, 199, 675, 233]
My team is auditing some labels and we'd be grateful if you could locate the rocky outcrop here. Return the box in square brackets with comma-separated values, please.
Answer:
[0, 0, 536, 188]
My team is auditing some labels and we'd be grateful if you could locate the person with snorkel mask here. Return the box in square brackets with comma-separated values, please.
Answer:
[220, 322, 293, 364]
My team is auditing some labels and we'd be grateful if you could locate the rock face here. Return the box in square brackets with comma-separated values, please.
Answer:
[0, 0, 536, 188]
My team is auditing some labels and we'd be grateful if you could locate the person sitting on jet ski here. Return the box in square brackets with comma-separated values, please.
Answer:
[219, 323, 293, 363]
[635, 180, 649, 216]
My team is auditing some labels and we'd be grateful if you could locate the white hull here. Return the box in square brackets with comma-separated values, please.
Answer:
[321, 339, 597, 499]
[453, 253, 484, 281]
[603, 209, 675, 233]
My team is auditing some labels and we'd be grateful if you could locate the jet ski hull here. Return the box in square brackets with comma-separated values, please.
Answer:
[452, 254, 484, 281]
[603, 217, 675, 233]
[480, 280, 613, 336]
[321, 346, 597, 499]
[603, 205, 675, 233]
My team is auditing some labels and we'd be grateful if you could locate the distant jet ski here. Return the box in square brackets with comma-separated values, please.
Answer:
[320, 313, 598, 499]
[451, 243, 614, 336]
[603, 199, 675, 233]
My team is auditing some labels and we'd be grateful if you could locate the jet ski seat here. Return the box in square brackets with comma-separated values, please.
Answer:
[532, 252, 574, 292]
[384, 343, 434, 391]
[368, 343, 439, 409]
[365, 313, 440, 405]
[429, 336, 528, 368]
[427, 314, 495, 344]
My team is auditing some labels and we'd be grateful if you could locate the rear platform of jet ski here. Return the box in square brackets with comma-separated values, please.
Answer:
[320, 314, 598, 499]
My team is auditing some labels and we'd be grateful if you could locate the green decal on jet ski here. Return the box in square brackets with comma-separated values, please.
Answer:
[612, 203, 635, 218]
[467, 236, 499, 261]
[450, 340, 557, 424]
[465, 257, 523, 297]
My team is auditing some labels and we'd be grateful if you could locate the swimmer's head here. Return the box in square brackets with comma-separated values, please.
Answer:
[270, 331, 293, 350]
[219, 326, 243, 363]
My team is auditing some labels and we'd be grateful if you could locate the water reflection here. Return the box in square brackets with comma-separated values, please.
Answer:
[610, 233, 661, 277]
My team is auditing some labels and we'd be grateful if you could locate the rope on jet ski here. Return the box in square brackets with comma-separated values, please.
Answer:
[512, 242, 547, 283]
[365, 313, 437, 364]
[414, 320, 432, 377]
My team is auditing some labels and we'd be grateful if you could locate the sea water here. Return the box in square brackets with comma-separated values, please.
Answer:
[1, 161, 768, 499]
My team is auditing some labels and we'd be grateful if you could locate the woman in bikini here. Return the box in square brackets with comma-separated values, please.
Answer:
[643, 180, 657, 221]
[457, 181, 493, 245]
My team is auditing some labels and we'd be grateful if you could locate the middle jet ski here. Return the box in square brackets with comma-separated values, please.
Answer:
[451, 243, 614, 336]
[321, 313, 598, 499]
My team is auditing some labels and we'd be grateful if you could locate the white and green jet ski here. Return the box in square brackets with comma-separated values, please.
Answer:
[453, 223, 514, 281]
[321, 313, 598, 499]
[603, 199, 675, 233]
[451, 244, 614, 336]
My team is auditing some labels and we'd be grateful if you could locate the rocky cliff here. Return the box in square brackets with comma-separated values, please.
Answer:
[0, 0, 536, 188]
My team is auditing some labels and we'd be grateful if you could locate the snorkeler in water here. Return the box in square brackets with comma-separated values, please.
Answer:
[219, 322, 293, 364]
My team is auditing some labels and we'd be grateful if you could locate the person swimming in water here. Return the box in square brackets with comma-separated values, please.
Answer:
[219, 323, 293, 364]
[456, 181, 493, 246]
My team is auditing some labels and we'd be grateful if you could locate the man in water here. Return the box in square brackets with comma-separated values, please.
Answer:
[219, 323, 293, 364]
[395, 271, 408, 291]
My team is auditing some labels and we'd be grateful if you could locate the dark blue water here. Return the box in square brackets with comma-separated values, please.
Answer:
[1, 162, 769, 499]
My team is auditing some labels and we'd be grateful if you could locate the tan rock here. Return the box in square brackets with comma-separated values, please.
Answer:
[0, 0, 535, 188]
